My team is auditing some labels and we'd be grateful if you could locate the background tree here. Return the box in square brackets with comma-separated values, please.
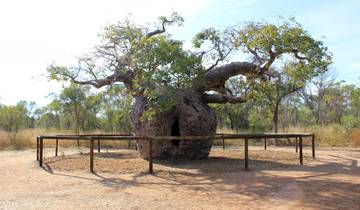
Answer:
[263, 64, 305, 134]
[300, 72, 336, 125]
[59, 84, 87, 135]
[0, 101, 29, 134]
[99, 85, 132, 133]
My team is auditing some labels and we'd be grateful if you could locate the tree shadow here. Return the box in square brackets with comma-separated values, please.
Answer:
[153, 156, 298, 173]
[95, 152, 139, 159]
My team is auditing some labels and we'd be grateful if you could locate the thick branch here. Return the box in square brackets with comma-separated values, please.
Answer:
[204, 61, 261, 91]
[202, 93, 247, 104]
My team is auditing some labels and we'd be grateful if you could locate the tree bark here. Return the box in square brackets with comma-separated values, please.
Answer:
[132, 89, 217, 159]
[273, 102, 280, 145]
[273, 103, 279, 134]
[204, 62, 261, 93]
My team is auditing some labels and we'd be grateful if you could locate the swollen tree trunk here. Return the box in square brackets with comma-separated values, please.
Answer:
[66, 61, 263, 160]
[131, 89, 217, 159]
[129, 62, 261, 159]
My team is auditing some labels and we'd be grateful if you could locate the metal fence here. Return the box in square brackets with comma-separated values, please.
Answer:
[36, 133, 315, 174]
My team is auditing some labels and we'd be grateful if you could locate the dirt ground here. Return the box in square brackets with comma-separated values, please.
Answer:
[0, 146, 359, 210]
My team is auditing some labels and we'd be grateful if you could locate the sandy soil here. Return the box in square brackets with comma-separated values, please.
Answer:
[0, 146, 359, 210]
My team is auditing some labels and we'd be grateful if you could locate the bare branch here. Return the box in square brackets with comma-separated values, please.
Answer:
[260, 50, 276, 72]
[70, 71, 133, 89]
[279, 83, 303, 100]
[202, 93, 247, 104]
[247, 47, 264, 64]
[206, 48, 233, 71]
[146, 19, 174, 38]
[292, 49, 308, 60]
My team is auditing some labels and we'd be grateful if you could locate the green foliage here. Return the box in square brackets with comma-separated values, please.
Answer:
[0, 101, 30, 133]
[24, 14, 360, 148]
[248, 108, 272, 132]
[212, 103, 250, 131]
[99, 84, 132, 132]
[47, 15, 332, 120]
[235, 18, 332, 75]
[48, 13, 207, 119]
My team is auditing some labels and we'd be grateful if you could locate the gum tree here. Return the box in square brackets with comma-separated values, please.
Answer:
[48, 14, 331, 159]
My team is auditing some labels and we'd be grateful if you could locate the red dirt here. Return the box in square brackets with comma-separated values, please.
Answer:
[0, 146, 359, 209]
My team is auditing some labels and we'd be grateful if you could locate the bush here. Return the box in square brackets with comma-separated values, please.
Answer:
[248, 108, 272, 132]
[349, 128, 360, 146]
[288, 125, 349, 147]
[312, 125, 347, 146]
[0, 128, 40, 150]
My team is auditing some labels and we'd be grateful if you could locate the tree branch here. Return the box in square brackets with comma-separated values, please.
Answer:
[70, 71, 133, 89]
[146, 19, 174, 38]
[247, 47, 264, 65]
[204, 61, 262, 92]
[202, 93, 247, 104]
[292, 49, 308, 60]
[260, 50, 276, 71]
[279, 84, 303, 101]
[206, 48, 233, 71]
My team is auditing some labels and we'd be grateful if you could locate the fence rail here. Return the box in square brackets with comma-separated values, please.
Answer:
[36, 133, 315, 174]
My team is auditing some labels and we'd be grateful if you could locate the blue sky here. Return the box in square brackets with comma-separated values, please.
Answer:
[0, 0, 359, 106]
[181, 0, 360, 82]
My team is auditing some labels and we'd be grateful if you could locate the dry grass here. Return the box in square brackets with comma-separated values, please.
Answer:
[287, 125, 351, 147]
[218, 126, 360, 147]
[0, 130, 8, 150]
[349, 128, 360, 146]
[0, 128, 132, 150]
[1, 125, 359, 151]
[0, 128, 65, 150]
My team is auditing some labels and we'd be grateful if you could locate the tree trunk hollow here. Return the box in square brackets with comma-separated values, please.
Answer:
[132, 90, 216, 159]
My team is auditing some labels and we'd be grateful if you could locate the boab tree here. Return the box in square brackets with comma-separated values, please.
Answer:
[48, 14, 331, 159]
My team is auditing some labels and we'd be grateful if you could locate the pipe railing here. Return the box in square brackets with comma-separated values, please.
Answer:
[36, 133, 315, 174]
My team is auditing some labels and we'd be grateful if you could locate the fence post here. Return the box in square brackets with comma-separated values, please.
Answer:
[97, 137, 100, 153]
[55, 138, 58, 157]
[222, 134, 225, 150]
[295, 137, 298, 153]
[264, 138, 267, 150]
[244, 138, 249, 171]
[312, 134, 315, 159]
[36, 136, 39, 161]
[148, 138, 153, 174]
[39, 137, 43, 167]
[299, 136, 303, 165]
[90, 138, 94, 173]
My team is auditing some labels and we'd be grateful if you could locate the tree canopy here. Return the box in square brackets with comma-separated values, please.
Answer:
[48, 13, 332, 115]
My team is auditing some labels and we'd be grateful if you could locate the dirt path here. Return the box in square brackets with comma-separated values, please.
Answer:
[0, 147, 359, 210]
